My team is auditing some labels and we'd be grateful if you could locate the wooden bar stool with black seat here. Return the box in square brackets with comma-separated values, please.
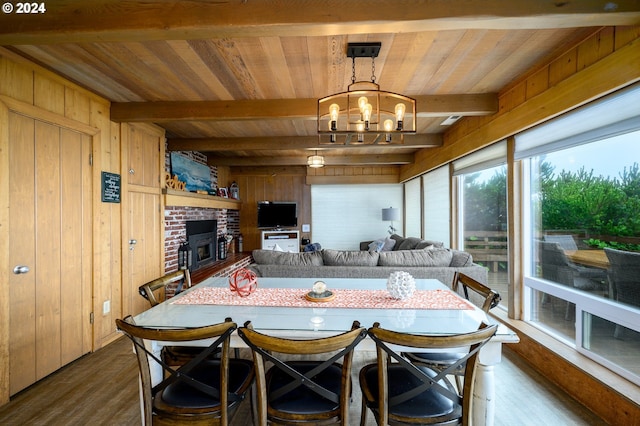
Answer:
[238, 320, 367, 426]
[403, 272, 500, 391]
[359, 322, 498, 426]
[116, 316, 254, 425]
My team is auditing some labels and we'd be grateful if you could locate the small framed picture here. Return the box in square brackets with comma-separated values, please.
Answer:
[218, 187, 228, 198]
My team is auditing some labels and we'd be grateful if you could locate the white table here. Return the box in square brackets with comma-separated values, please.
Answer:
[133, 277, 518, 425]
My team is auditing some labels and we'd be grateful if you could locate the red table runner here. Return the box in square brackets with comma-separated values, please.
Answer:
[172, 287, 474, 310]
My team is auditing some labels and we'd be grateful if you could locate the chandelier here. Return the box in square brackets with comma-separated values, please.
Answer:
[317, 42, 416, 145]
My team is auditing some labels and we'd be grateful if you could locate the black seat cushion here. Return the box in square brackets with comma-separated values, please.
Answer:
[361, 363, 461, 420]
[156, 358, 254, 410]
[405, 351, 466, 369]
[267, 361, 343, 415]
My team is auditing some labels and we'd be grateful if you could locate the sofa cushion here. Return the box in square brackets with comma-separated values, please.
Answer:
[368, 240, 384, 253]
[252, 250, 324, 266]
[389, 234, 445, 251]
[389, 234, 405, 250]
[369, 237, 396, 252]
[450, 250, 473, 267]
[378, 248, 453, 267]
[322, 249, 379, 266]
[396, 236, 424, 251]
[417, 240, 445, 249]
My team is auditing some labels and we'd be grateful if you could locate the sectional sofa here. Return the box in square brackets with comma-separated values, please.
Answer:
[248, 236, 488, 286]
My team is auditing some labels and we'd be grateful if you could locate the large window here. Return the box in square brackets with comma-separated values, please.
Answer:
[520, 85, 640, 384]
[311, 184, 403, 250]
[454, 143, 508, 307]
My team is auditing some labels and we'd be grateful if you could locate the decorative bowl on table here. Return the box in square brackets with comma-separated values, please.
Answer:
[305, 280, 335, 302]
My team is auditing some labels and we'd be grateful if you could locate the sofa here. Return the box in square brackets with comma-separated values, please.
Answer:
[248, 236, 488, 286]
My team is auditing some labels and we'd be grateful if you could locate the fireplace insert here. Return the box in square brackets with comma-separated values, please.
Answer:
[185, 220, 217, 272]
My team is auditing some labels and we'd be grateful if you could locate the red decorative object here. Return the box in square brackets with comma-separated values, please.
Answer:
[229, 268, 258, 297]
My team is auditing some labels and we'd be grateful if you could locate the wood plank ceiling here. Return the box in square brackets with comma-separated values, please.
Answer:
[1, 1, 639, 167]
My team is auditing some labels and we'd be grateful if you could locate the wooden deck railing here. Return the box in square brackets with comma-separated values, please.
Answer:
[464, 231, 508, 272]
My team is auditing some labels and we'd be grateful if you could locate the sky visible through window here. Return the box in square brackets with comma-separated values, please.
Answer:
[543, 130, 638, 179]
[474, 130, 638, 183]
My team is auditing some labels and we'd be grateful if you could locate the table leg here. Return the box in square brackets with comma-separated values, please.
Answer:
[474, 340, 502, 426]
[473, 363, 495, 426]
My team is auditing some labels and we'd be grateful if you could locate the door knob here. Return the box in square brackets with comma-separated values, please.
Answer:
[13, 265, 30, 274]
[129, 239, 137, 245]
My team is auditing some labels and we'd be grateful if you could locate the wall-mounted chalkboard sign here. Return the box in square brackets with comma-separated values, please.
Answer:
[101, 171, 121, 203]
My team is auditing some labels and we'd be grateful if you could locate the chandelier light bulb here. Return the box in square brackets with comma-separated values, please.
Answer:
[358, 96, 369, 112]
[363, 103, 373, 130]
[356, 121, 365, 142]
[384, 119, 393, 142]
[383, 119, 394, 132]
[329, 103, 340, 131]
[395, 103, 406, 130]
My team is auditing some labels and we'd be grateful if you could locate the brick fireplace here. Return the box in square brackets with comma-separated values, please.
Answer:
[164, 206, 240, 272]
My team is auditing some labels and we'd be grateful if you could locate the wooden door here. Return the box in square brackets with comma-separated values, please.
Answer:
[9, 113, 93, 395]
[121, 123, 164, 317]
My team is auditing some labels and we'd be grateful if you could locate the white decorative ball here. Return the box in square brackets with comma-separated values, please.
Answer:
[313, 280, 327, 294]
[387, 271, 416, 300]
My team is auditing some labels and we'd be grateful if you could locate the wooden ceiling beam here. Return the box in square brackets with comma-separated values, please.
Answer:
[207, 154, 414, 167]
[1, 1, 639, 44]
[111, 94, 497, 122]
[168, 134, 442, 152]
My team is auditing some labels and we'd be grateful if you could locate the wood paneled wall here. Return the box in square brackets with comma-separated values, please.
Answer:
[230, 166, 310, 251]
[306, 165, 401, 185]
[0, 49, 121, 404]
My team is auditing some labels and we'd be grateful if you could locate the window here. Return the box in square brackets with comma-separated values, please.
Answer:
[422, 166, 450, 247]
[311, 184, 403, 250]
[404, 178, 421, 238]
[519, 85, 640, 384]
[454, 142, 508, 306]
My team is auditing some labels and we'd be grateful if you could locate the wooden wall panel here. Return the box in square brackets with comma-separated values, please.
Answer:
[0, 57, 33, 102]
[307, 165, 401, 185]
[231, 166, 309, 251]
[33, 73, 65, 115]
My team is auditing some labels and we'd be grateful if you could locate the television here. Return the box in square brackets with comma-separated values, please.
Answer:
[257, 202, 298, 229]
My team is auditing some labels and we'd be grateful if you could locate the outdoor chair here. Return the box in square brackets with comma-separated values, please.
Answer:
[604, 248, 640, 338]
[238, 320, 367, 425]
[359, 322, 498, 426]
[539, 241, 608, 319]
[544, 234, 579, 251]
[403, 272, 500, 391]
[116, 316, 254, 425]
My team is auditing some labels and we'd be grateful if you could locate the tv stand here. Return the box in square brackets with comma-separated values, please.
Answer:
[261, 230, 300, 252]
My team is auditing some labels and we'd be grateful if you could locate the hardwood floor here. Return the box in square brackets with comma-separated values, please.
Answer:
[0, 336, 606, 426]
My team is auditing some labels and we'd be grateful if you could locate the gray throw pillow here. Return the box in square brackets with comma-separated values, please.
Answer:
[396, 237, 424, 250]
[416, 239, 445, 249]
[252, 249, 323, 266]
[378, 248, 453, 267]
[322, 249, 379, 266]
[449, 250, 473, 267]
[389, 234, 404, 250]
